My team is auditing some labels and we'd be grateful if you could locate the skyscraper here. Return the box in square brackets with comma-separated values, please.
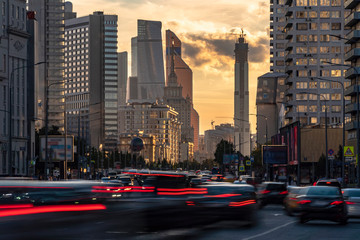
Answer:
[0, 0, 30, 175]
[164, 37, 193, 145]
[165, 30, 199, 151]
[135, 20, 165, 101]
[282, 0, 349, 126]
[64, 11, 119, 150]
[234, 33, 250, 157]
[118, 52, 128, 107]
[28, 0, 65, 132]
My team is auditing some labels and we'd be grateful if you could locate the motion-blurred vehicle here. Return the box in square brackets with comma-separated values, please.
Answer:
[116, 175, 133, 186]
[188, 183, 258, 226]
[297, 186, 347, 224]
[315, 179, 341, 189]
[283, 186, 304, 216]
[342, 188, 360, 218]
[210, 174, 224, 182]
[257, 182, 288, 208]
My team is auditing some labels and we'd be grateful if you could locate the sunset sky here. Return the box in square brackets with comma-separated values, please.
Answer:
[73, 0, 270, 134]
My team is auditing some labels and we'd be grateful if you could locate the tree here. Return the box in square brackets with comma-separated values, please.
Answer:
[214, 139, 235, 166]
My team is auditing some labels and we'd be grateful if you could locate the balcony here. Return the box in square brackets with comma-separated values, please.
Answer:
[345, 84, 360, 96]
[345, 48, 360, 61]
[345, 102, 360, 113]
[345, 30, 360, 44]
[345, 0, 360, 9]
[345, 12, 360, 27]
[285, 11, 293, 17]
[345, 67, 360, 79]
[285, 0, 293, 5]
[285, 78, 293, 85]
[284, 22, 293, 29]
[345, 121, 360, 131]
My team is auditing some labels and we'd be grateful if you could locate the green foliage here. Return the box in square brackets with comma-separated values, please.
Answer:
[214, 139, 235, 165]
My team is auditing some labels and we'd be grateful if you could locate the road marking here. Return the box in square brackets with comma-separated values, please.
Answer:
[242, 220, 296, 240]
[274, 214, 283, 216]
[106, 231, 128, 234]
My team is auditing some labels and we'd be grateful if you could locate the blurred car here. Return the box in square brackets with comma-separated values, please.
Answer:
[342, 188, 360, 218]
[257, 182, 288, 208]
[189, 177, 205, 187]
[283, 186, 304, 216]
[297, 186, 347, 224]
[315, 179, 341, 189]
[210, 174, 224, 182]
[116, 175, 133, 186]
[186, 183, 258, 227]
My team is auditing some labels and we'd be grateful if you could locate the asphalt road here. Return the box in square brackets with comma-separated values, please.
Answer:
[131, 205, 360, 240]
[3, 204, 360, 240]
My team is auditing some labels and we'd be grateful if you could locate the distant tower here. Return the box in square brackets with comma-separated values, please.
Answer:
[234, 30, 250, 157]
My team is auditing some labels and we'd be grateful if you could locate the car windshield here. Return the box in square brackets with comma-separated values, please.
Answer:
[306, 187, 341, 196]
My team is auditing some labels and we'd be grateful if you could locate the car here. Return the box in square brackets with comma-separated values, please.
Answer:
[257, 182, 288, 208]
[315, 179, 341, 189]
[297, 186, 347, 224]
[283, 186, 304, 216]
[116, 175, 133, 186]
[342, 188, 360, 218]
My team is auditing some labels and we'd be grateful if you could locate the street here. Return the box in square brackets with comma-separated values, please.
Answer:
[130, 205, 360, 240]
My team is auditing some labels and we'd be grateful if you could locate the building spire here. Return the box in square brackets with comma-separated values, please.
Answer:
[169, 37, 177, 83]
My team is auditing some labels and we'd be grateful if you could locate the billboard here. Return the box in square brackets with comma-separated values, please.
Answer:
[223, 154, 239, 164]
[262, 145, 287, 165]
[40, 136, 74, 162]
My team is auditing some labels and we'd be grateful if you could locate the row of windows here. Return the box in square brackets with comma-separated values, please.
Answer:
[294, 46, 343, 54]
[65, 55, 88, 61]
[65, 34, 89, 41]
[295, 10, 341, 18]
[296, 22, 341, 30]
[296, 69, 349, 78]
[296, 93, 341, 100]
[296, 34, 338, 42]
[295, 81, 351, 89]
[65, 27, 89, 34]
[297, 105, 342, 113]
[65, 50, 89, 56]
[65, 88, 89, 94]
[65, 44, 89, 50]
[295, 0, 341, 6]
[65, 61, 89, 67]
[65, 83, 89, 88]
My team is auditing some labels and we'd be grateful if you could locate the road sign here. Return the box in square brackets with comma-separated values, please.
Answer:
[246, 160, 251, 166]
[328, 149, 334, 156]
[344, 146, 355, 157]
[328, 156, 335, 160]
[250, 156, 254, 162]
[239, 166, 245, 172]
[345, 157, 354, 162]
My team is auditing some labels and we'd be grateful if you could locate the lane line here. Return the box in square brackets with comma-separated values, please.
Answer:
[242, 220, 296, 240]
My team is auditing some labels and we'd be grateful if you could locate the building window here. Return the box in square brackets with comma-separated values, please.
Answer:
[297, 105, 307, 112]
[296, 82, 308, 89]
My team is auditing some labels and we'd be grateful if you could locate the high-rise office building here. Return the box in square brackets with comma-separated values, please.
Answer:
[117, 52, 128, 107]
[64, 11, 119, 150]
[344, 0, 360, 157]
[134, 20, 165, 101]
[64, 1, 76, 20]
[234, 33, 250, 157]
[165, 30, 200, 151]
[270, 0, 287, 73]
[28, 0, 65, 132]
[163, 38, 194, 144]
[282, 0, 349, 126]
[0, 0, 30, 175]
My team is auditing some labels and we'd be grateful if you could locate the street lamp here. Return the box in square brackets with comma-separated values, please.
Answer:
[311, 74, 345, 182]
[250, 113, 268, 180]
[8, 61, 46, 176]
[299, 91, 329, 178]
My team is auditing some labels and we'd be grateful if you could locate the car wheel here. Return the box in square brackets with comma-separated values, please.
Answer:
[299, 216, 307, 224]
[339, 217, 348, 225]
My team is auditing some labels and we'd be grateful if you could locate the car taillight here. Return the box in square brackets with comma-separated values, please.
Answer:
[346, 201, 356, 205]
[313, 182, 317, 186]
[279, 191, 288, 195]
[330, 201, 344, 205]
[297, 200, 311, 205]
[260, 190, 271, 194]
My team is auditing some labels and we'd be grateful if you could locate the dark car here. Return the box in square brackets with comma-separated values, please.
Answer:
[342, 188, 360, 218]
[186, 183, 258, 226]
[315, 179, 341, 189]
[283, 186, 304, 216]
[297, 186, 347, 224]
[257, 182, 288, 208]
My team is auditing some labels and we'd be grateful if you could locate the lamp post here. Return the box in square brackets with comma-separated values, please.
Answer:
[299, 91, 328, 178]
[250, 113, 268, 180]
[311, 75, 345, 182]
[8, 61, 46, 176]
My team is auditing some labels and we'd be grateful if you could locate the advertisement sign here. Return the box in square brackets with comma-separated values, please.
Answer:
[223, 154, 239, 164]
[262, 145, 288, 165]
[40, 136, 74, 162]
